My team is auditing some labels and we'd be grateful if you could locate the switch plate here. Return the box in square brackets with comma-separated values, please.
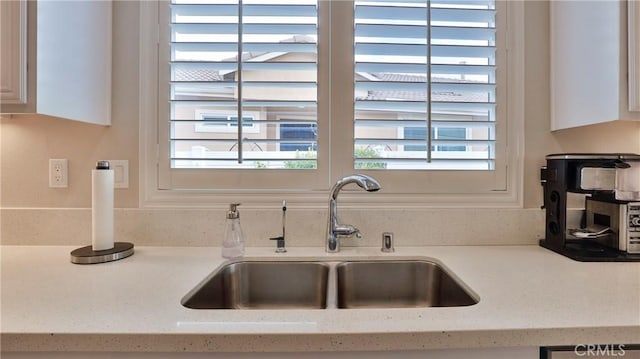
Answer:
[49, 159, 68, 188]
[109, 160, 129, 189]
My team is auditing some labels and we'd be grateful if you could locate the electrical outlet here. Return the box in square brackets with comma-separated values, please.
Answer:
[49, 159, 68, 188]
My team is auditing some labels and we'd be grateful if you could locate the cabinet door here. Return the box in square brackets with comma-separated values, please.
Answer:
[551, 1, 623, 130]
[0, 0, 111, 126]
[550, 0, 640, 130]
[36, 1, 112, 125]
[0, 0, 27, 104]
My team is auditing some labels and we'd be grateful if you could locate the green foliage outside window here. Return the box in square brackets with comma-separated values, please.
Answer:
[355, 147, 386, 169]
[284, 150, 317, 169]
[281, 147, 386, 170]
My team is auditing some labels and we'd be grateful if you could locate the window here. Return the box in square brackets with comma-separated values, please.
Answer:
[167, 0, 318, 171]
[403, 127, 467, 152]
[352, 0, 496, 171]
[194, 115, 258, 133]
[143, 0, 524, 203]
[279, 123, 317, 152]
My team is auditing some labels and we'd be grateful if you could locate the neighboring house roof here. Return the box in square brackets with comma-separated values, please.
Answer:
[359, 88, 489, 103]
[175, 45, 489, 103]
[376, 73, 426, 83]
[172, 35, 311, 83]
[357, 72, 489, 103]
[280, 35, 316, 44]
[174, 67, 223, 82]
[224, 35, 316, 63]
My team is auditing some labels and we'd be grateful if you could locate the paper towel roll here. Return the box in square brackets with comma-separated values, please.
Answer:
[92, 163, 114, 251]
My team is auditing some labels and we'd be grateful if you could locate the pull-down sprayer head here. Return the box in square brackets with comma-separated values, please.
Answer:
[330, 174, 381, 201]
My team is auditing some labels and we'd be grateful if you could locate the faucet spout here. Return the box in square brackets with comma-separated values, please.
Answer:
[326, 174, 380, 253]
[329, 175, 381, 201]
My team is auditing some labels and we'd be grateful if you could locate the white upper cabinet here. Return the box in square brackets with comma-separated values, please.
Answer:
[0, 0, 112, 126]
[0, 1, 27, 105]
[551, 0, 640, 130]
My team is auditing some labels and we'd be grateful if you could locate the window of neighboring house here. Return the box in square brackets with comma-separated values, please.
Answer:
[146, 0, 523, 199]
[279, 123, 318, 152]
[403, 127, 467, 152]
[194, 115, 258, 133]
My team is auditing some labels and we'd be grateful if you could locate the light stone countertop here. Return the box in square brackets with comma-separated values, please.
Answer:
[1, 245, 639, 352]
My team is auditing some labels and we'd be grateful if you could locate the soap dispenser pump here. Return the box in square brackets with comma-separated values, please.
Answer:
[221, 203, 245, 259]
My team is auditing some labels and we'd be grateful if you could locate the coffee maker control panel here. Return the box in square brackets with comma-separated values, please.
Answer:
[630, 208, 640, 227]
[628, 204, 640, 253]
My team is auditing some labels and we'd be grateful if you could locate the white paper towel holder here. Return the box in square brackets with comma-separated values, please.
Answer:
[70, 242, 134, 264]
[70, 160, 134, 264]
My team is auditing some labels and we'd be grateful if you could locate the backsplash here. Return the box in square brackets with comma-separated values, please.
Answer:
[1, 207, 547, 247]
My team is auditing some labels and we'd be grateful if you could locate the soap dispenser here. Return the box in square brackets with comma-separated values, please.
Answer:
[221, 203, 245, 259]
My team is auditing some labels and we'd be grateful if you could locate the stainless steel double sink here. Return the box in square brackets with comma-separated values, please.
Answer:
[181, 259, 478, 310]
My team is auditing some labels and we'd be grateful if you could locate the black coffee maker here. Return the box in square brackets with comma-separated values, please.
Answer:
[539, 153, 640, 262]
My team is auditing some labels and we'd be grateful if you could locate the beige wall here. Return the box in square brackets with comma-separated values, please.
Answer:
[1, 1, 639, 209]
[0, 2, 140, 208]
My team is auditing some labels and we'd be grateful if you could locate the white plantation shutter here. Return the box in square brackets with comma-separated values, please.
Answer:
[169, 0, 318, 170]
[353, 0, 496, 170]
[154, 0, 516, 194]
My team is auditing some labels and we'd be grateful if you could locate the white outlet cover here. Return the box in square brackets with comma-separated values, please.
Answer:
[109, 160, 129, 189]
[49, 158, 68, 188]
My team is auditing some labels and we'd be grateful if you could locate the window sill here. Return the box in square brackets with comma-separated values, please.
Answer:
[139, 187, 523, 209]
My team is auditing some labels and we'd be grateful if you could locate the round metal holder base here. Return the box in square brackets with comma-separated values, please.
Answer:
[70, 242, 134, 264]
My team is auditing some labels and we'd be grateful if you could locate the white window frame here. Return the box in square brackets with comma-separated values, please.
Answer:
[139, 1, 525, 208]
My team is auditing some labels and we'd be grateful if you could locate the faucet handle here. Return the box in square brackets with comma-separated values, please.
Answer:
[335, 224, 361, 238]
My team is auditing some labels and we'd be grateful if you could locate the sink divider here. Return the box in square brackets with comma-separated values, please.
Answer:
[325, 262, 339, 309]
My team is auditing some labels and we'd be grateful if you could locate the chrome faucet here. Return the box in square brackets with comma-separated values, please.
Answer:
[326, 174, 381, 253]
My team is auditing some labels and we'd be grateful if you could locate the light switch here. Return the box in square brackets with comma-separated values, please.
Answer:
[109, 160, 129, 189]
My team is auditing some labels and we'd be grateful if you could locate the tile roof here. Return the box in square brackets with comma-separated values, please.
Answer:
[172, 66, 488, 103]
[359, 90, 489, 103]
[357, 72, 490, 103]
[174, 67, 223, 82]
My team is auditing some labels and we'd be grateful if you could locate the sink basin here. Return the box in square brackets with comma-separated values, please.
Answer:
[182, 258, 478, 310]
[181, 261, 329, 309]
[336, 260, 478, 308]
